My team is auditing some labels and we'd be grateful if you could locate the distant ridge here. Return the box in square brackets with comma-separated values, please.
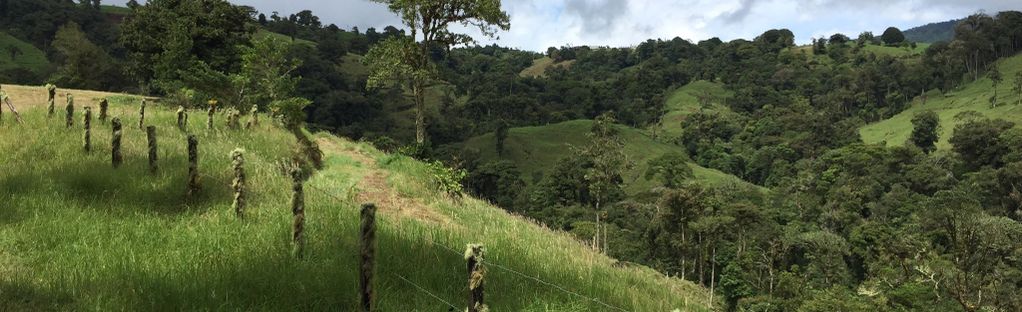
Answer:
[903, 18, 962, 43]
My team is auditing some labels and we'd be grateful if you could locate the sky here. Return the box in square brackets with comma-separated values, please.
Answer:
[219, 0, 1022, 51]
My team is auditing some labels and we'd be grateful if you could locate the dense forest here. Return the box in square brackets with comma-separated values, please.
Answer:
[2, 0, 1022, 311]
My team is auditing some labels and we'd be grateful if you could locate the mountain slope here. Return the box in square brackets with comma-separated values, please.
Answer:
[0, 85, 713, 311]
[860, 54, 1022, 149]
[903, 19, 961, 43]
[464, 119, 760, 195]
[0, 32, 49, 75]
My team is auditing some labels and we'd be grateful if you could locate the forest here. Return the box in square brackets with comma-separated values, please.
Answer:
[2, 0, 1022, 311]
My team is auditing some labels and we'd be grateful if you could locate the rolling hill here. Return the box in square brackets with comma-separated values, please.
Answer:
[860, 54, 1022, 149]
[0, 85, 713, 311]
[0, 32, 49, 76]
[655, 80, 732, 140]
[903, 19, 961, 43]
[464, 119, 761, 195]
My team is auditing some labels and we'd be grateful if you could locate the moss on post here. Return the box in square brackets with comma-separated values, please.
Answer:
[290, 167, 305, 259]
[227, 108, 240, 130]
[359, 203, 377, 312]
[83, 107, 92, 152]
[245, 106, 258, 129]
[147, 126, 158, 174]
[187, 135, 201, 197]
[207, 100, 216, 130]
[111, 118, 122, 168]
[465, 244, 486, 312]
[99, 98, 108, 123]
[65, 94, 74, 128]
[231, 148, 246, 218]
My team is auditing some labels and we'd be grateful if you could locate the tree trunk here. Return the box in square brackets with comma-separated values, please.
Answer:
[413, 82, 426, 145]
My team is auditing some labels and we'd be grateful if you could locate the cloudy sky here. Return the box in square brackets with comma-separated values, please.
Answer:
[223, 0, 1020, 51]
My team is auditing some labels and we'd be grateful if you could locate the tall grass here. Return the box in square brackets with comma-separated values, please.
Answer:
[1, 97, 712, 311]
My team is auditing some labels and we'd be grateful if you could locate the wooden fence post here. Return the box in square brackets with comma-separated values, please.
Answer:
[177, 106, 187, 130]
[83, 107, 92, 152]
[245, 106, 258, 129]
[187, 135, 200, 196]
[147, 126, 158, 174]
[65, 94, 74, 128]
[360, 203, 377, 312]
[231, 148, 245, 218]
[207, 106, 215, 130]
[465, 244, 486, 312]
[99, 99, 108, 123]
[111, 118, 122, 168]
[46, 84, 56, 117]
[138, 99, 146, 129]
[290, 167, 305, 259]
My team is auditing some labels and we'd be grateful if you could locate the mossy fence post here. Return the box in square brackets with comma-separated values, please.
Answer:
[207, 106, 215, 130]
[187, 135, 200, 197]
[99, 99, 108, 123]
[111, 118, 122, 168]
[147, 126, 158, 174]
[359, 203, 377, 312]
[83, 107, 92, 152]
[290, 167, 305, 259]
[245, 106, 258, 129]
[177, 106, 187, 130]
[46, 84, 56, 117]
[65, 94, 74, 128]
[465, 244, 486, 312]
[138, 99, 146, 129]
[231, 148, 245, 218]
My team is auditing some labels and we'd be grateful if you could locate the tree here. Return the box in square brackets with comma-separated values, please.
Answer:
[645, 152, 693, 188]
[856, 31, 874, 47]
[364, 0, 510, 145]
[51, 22, 120, 90]
[829, 33, 850, 45]
[126, 0, 139, 9]
[121, 0, 251, 95]
[881, 27, 905, 45]
[494, 119, 508, 156]
[465, 160, 524, 209]
[910, 111, 940, 153]
[989, 66, 1003, 107]
[950, 117, 1014, 170]
[577, 113, 632, 253]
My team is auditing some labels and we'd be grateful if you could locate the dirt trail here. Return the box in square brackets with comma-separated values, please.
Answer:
[316, 138, 451, 225]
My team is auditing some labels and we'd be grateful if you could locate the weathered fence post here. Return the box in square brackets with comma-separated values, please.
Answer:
[231, 148, 245, 218]
[99, 99, 108, 123]
[290, 167, 305, 259]
[138, 99, 146, 129]
[245, 106, 258, 129]
[111, 118, 122, 168]
[147, 126, 158, 174]
[65, 94, 74, 128]
[83, 107, 92, 152]
[177, 106, 187, 130]
[465, 244, 486, 312]
[360, 203, 377, 312]
[187, 135, 200, 196]
[46, 84, 56, 117]
[207, 105, 215, 130]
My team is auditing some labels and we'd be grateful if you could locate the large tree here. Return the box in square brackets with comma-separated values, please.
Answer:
[881, 27, 905, 45]
[910, 111, 940, 153]
[120, 0, 251, 95]
[364, 0, 510, 145]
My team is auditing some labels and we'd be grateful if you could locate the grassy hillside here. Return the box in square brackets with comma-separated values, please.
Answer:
[0, 85, 712, 311]
[861, 42, 930, 57]
[254, 29, 317, 47]
[0, 32, 49, 75]
[655, 80, 731, 139]
[860, 54, 1022, 149]
[520, 56, 575, 78]
[464, 119, 758, 195]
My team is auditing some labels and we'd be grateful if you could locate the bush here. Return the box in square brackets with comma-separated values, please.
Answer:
[426, 160, 467, 197]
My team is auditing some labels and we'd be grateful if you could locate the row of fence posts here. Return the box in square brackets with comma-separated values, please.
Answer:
[35, 86, 488, 311]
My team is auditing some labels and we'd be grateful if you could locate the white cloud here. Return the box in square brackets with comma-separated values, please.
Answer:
[225, 0, 1022, 51]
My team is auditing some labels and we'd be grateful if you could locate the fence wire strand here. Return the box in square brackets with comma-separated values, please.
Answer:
[392, 272, 459, 310]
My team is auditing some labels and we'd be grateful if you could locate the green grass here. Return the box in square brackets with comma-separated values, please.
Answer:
[0, 32, 49, 74]
[254, 29, 317, 47]
[0, 88, 713, 311]
[861, 42, 930, 57]
[860, 54, 1022, 150]
[464, 119, 760, 195]
[519, 57, 575, 78]
[655, 80, 732, 139]
[99, 5, 132, 15]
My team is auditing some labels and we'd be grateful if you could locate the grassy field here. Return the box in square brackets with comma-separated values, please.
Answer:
[655, 80, 732, 139]
[0, 85, 713, 311]
[254, 29, 317, 47]
[860, 54, 1022, 149]
[99, 5, 132, 16]
[519, 57, 575, 78]
[861, 42, 930, 57]
[464, 119, 760, 195]
[0, 32, 49, 75]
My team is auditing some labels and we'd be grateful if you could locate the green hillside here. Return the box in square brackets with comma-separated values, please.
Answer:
[464, 119, 759, 194]
[861, 42, 930, 57]
[860, 54, 1022, 149]
[0, 32, 49, 74]
[655, 80, 732, 139]
[0, 87, 712, 311]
